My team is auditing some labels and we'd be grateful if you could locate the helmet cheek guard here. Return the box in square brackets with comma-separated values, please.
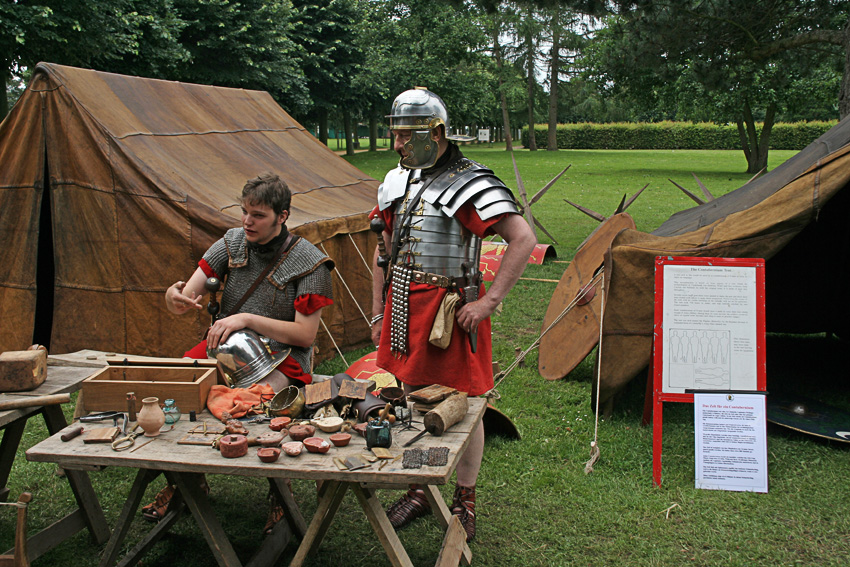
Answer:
[400, 129, 439, 169]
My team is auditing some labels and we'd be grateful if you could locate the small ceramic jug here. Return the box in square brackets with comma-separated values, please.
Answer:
[137, 397, 166, 437]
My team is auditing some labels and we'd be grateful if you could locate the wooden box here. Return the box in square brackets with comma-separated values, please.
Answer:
[81, 363, 216, 413]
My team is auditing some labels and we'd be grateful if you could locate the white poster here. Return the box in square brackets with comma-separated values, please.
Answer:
[661, 264, 757, 393]
[694, 393, 768, 492]
[477, 128, 490, 142]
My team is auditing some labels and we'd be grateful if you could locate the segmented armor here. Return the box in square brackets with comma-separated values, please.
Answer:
[202, 228, 333, 374]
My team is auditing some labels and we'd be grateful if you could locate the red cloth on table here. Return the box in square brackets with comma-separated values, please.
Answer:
[206, 383, 274, 420]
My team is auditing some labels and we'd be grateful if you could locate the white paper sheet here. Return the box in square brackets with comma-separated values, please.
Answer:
[694, 393, 768, 493]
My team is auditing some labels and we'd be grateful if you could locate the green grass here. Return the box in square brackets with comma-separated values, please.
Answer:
[4, 146, 849, 566]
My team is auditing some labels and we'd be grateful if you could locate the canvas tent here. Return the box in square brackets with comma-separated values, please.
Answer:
[594, 117, 850, 404]
[0, 63, 378, 361]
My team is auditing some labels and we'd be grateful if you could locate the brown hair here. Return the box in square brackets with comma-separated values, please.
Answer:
[241, 172, 291, 215]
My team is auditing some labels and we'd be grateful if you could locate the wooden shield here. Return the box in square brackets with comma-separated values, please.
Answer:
[538, 213, 636, 380]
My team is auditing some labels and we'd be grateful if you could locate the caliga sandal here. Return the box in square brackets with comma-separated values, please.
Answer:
[141, 484, 175, 522]
[385, 485, 431, 530]
[141, 480, 210, 522]
[450, 484, 476, 543]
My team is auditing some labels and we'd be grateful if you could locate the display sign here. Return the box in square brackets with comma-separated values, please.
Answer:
[477, 129, 490, 143]
[694, 392, 768, 493]
[649, 256, 766, 486]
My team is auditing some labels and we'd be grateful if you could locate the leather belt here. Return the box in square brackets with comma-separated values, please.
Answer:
[393, 266, 466, 289]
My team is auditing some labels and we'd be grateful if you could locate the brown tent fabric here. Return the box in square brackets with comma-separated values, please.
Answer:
[0, 63, 379, 361]
[597, 118, 850, 404]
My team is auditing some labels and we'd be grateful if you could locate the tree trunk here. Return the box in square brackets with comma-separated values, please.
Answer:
[735, 99, 775, 174]
[491, 27, 513, 152]
[369, 110, 378, 152]
[343, 109, 355, 156]
[526, 15, 537, 152]
[318, 108, 329, 145]
[840, 18, 850, 120]
[547, 7, 560, 152]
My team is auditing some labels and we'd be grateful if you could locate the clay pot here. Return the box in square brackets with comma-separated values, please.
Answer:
[353, 422, 368, 438]
[282, 441, 303, 457]
[329, 433, 351, 447]
[269, 417, 291, 431]
[379, 386, 406, 406]
[303, 437, 331, 454]
[257, 447, 281, 463]
[137, 397, 166, 437]
[312, 416, 344, 433]
[288, 424, 315, 442]
[256, 431, 286, 447]
[219, 434, 248, 458]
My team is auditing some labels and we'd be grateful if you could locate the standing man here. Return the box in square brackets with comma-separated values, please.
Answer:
[370, 88, 536, 542]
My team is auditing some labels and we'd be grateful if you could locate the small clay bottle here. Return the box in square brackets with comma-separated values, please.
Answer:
[137, 397, 166, 437]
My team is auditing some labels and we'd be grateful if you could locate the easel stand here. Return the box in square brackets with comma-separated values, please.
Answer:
[645, 256, 766, 487]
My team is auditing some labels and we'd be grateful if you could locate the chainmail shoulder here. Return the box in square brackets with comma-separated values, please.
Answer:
[210, 230, 334, 375]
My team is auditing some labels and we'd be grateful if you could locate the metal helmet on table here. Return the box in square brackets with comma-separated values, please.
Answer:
[387, 88, 450, 169]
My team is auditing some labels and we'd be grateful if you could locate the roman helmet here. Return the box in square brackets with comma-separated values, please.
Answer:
[387, 88, 450, 169]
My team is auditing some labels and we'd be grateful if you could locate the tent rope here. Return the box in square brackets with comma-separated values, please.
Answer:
[320, 243, 369, 325]
[347, 233, 373, 278]
[584, 269, 606, 475]
[487, 268, 605, 398]
[319, 317, 349, 367]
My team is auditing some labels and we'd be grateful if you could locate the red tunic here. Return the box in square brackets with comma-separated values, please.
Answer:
[371, 203, 504, 396]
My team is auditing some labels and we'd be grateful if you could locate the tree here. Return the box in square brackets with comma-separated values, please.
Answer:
[166, 0, 308, 113]
[588, 0, 848, 172]
[1, 0, 187, 116]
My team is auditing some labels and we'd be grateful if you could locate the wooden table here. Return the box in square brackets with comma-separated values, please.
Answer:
[26, 398, 486, 567]
[0, 364, 110, 561]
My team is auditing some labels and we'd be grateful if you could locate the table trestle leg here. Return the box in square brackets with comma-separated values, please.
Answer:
[289, 480, 349, 567]
[268, 477, 308, 539]
[351, 483, 414, 567]
[421, 485, 471, 566]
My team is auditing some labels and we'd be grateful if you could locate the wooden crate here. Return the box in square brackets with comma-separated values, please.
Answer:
[81, 365, 216, 413]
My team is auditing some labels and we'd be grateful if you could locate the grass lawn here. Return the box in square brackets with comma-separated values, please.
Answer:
[3, 145, 848, 566]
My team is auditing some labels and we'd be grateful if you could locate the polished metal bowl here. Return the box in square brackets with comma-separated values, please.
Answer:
[206, 329, 290, 389]
[268, 385, 305, 418]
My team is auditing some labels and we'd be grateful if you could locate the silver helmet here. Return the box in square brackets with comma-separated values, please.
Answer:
[207, 329, 290, 389]
[387, 88, 449, 169]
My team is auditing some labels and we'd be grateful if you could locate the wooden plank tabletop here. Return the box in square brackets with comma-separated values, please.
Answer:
[26, 398, 487, 486]
[0, 364, 101, 428]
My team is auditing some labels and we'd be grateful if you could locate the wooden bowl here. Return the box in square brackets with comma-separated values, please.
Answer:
[257, 447, 281, 463]
[303, 437, 331, 454]
[329, 433, 351, 447]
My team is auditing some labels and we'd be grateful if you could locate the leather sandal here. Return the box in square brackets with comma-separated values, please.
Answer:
[141, 480, 209, 522]
[141, 484, 175, 522]
[450, 484, 476, 543]
[263, 479, 293, 535]
[386, 485, 431, 530]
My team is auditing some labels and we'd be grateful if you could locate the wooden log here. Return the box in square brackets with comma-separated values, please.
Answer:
[423, 393, 469, 436]
[0, 350, 47, 393]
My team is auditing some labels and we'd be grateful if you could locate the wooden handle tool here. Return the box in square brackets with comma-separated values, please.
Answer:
[0, 393, 71, 412]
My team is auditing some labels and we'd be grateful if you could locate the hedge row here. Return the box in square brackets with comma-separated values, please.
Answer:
[521, 121, 837, 151]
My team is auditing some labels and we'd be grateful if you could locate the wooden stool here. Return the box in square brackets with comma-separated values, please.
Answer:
[0, 492, 32, 567]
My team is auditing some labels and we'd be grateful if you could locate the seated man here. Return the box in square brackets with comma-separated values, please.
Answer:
[144, 171, 333, 532]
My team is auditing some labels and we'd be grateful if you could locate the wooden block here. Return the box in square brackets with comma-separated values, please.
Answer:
[304, 379, 332, 406]
[0, 349, 47, 392]
[407, 384, 457, 404]
[84, 427, 119, 444]
[371, 447, 393, 459]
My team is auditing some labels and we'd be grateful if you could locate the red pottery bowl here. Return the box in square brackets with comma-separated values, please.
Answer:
[303, 437, 331, 454]
[329, 433, 351, 447]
